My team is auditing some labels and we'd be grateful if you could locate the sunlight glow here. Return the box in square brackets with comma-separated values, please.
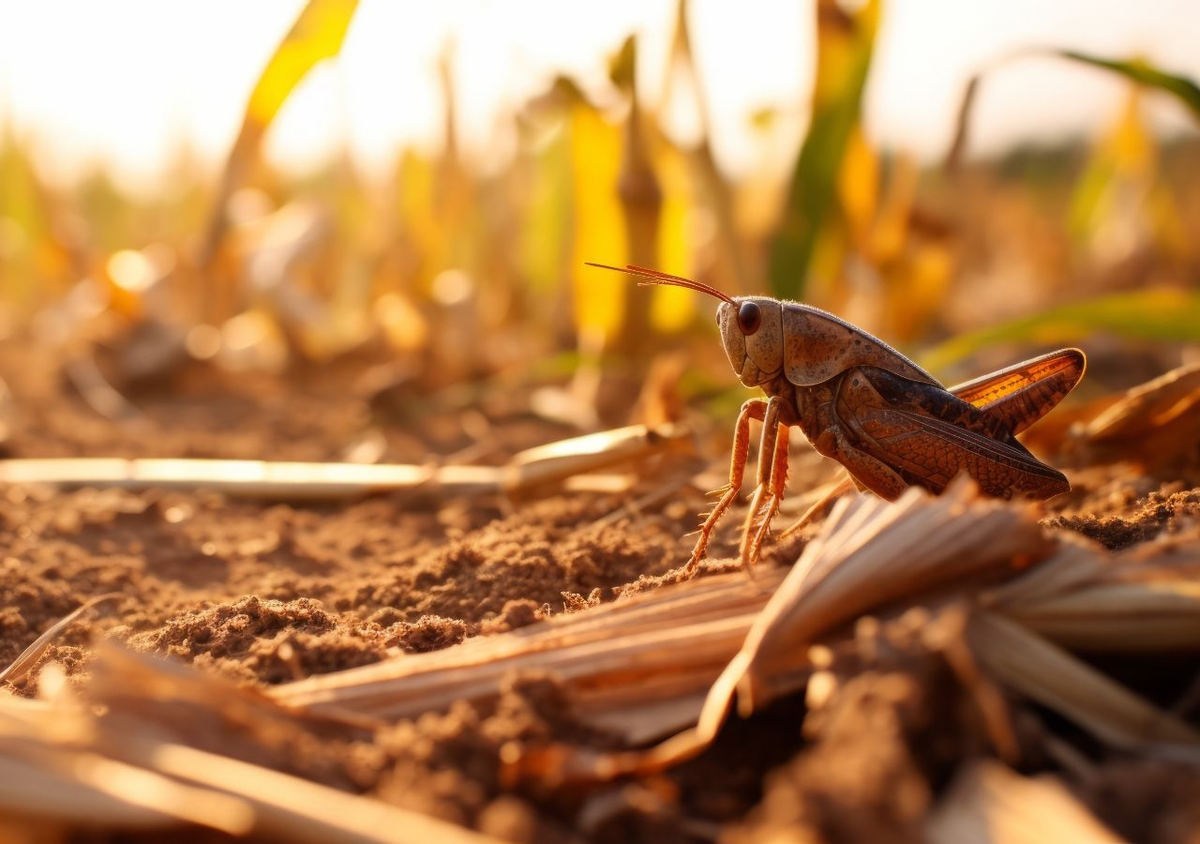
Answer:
[1, 0, 1197, 194]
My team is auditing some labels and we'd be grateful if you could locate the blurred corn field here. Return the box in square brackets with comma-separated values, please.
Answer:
[2, 0, 1200, 426]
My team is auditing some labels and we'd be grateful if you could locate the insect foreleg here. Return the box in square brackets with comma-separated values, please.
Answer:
[738, 398, 781, 541]
[740, 421, 792, 569]
[686, 396, 781, 573]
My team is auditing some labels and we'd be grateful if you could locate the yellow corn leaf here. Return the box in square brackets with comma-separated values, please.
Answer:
[1147, 182, 1190, 261]
[836, 123, 878, 251]
[870, 152, 918, 264]
[570, 104, 627, 343]
[245, 0, 359, 126]
[768, 0, 880, 299]
[198, 0, 360, 267]
[650, 144, 696, 333]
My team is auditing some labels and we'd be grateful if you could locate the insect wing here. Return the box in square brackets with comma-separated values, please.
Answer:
[843, 368, 1070, 499]
[949, 348, 1086, 435]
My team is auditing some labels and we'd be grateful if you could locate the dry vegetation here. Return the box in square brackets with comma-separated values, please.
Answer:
[2, 0, 1200, 841]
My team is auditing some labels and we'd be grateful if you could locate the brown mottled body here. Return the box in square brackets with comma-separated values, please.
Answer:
[584, 264, 1086, 570]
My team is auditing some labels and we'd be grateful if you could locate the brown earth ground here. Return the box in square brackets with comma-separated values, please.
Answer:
[2, 340, 1199, 842]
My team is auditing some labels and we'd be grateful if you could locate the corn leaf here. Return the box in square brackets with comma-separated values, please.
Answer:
[768, 0, 879, 300]
[920, 288, 1200, 373]
[948, 50, 1200, 175]
[1058, 50, 1200, 121]
[198, 0, 360, 267]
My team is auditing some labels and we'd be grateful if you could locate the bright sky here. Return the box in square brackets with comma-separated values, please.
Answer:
[1, 0, 1197, 194]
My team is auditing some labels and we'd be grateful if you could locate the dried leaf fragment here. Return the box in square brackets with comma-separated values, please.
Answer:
[1079, 362, 1200, 466]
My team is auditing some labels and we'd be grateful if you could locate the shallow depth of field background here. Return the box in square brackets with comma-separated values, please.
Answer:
[2, 0, 1200, 440]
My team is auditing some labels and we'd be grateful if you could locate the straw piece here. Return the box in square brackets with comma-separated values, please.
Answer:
[0, 753, 184, 829]
[967, 611, 1200, 749]
[926, 761, 1122, 844]
[278, 610, 763, 722]
[0, 734, 254, 835]
[504, 423, 691, 493]
[110, 736, 498, 844]
[0, 593, 123, 686]
[979, 536, 1106, 607]
[0, 423, 691, 501]
[0, 458, 494, 499]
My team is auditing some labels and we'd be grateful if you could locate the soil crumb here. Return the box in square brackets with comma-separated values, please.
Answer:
[1047, 488, 1200, 549]
[127, 595, 390, 685]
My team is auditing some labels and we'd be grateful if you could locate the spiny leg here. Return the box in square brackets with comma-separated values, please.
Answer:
[685, 397, 774, 573]
[740, 421, 793, 569]
[737, 399, 782, 553]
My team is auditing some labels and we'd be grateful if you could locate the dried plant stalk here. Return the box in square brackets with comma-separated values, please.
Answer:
[111, 736, 498, 844]
[0, 423, 690, 501]
[0, 730, 254, 834]
[0, 457, 494, 499]
[984, 534, 1200, 651]
[980, 537, 1106, 607]
[0, 752, 207, 831]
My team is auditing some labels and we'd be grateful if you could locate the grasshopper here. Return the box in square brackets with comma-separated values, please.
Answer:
[588, 263, 1086, 570]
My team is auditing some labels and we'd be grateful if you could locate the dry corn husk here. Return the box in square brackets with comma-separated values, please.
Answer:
[717, 479, 1053, 720]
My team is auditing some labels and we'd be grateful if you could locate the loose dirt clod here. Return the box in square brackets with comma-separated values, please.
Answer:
[1046, 489, 1200, 549]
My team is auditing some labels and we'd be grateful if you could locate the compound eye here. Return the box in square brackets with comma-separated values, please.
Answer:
[737, 301, 762, 336]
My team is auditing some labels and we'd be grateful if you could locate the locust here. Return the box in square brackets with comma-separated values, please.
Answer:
[587, 263, 1086, 571]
